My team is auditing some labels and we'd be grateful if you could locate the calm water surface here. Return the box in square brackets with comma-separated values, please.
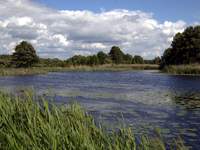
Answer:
[0, 70, 200, 149]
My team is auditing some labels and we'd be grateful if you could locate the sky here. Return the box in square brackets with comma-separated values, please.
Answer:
[37, 0, 200, 23]
[0, 0, 199, 59]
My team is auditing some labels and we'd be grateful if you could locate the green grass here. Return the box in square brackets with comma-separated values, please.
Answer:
[0, 64, 159, 76]
[162, 64, 200, 75]
[0, 91, 187, 150]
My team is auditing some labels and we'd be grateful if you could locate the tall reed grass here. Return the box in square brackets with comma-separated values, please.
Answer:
[0, 92, 186, 149]
[0, 64, 159, 76]
[162, 65, 200, 75]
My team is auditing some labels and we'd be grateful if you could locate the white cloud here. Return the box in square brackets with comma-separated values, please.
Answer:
[0, 0, 188, 59]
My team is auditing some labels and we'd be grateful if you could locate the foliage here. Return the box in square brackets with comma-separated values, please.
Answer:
[162, 65, 200, 75]
[133, 55, 144, 64]
[97, 51, 109, 65]
[124, 54, 133, 64]
[0, 92, 187, 150]
[12, 41, 39, 68]
[0, 55, 12, 68]
[38, 58, 66, 67]
[0, 42, 160, 68]
[153, 57, 161, 65]
[87, 55, 99, 66]
[160, 26, 200, 69]
[109, 46, 125, 64]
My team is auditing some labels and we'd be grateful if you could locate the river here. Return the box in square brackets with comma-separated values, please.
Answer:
[0, 70, 200, 149]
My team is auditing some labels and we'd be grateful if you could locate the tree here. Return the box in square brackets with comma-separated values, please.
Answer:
[153, 57, 161, 64]
[68, 55, 88, 66]
[133, 55, 144, 64]
[87, 55, 99, 66]
[160, 48, 173, 68]
[12, 41, 39, 68]
[123, 54, 133, 64]
[0, 55, 12, 67]
[97, 51, 108, 65]
[160, 25, 200, 68]
[109, 46, 124, 64]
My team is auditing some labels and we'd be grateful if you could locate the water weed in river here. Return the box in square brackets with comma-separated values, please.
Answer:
[0, 91, 187, 150]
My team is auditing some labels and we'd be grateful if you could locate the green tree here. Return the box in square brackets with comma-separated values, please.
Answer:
[12, 41, 39, 68]
[109, 46, 124, 64]
[133, 55, 144, 64]
[160, 25, 200, 68]
[69, 55, 88, 66]
[153, 57, 161, 64]
[123, 54, 133, 64]
[0, 55, 12, 68]
[97, 51, 108, 65]
[87, 55, 99, 66]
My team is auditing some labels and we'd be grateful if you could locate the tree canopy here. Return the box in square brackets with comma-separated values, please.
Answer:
[133, 55, 144, 64]
[12, 41, 39, 68]
[97, 51, 109, 65]
[0, 43, 160, 68]
[109, 46, 125, 64]
[160, 26, 200, 68]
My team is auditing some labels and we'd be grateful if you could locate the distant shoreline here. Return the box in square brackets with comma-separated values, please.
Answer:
[0, 64, 159, 76]
[2, 64, 200, 77]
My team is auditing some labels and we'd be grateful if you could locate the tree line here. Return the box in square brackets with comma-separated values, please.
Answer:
[160, 25, 200, 69]
[0, 42, 160, 68]
[1, 25, 200, 69]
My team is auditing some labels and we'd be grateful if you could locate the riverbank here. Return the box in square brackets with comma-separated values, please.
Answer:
[162, 64, 200, 75]
[0, 64, 159, 76]
[0, 91, 185, 149]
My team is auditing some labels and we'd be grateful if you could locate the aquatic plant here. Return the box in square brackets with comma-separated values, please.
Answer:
[0, 64, 158, 76]
[0, 92, 186, 149]
[162, 65, 200, 75]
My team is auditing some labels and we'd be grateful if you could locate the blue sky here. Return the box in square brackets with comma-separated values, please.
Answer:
[36, 0, 200, 23]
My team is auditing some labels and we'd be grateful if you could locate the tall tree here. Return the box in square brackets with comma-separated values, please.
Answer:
[133, 55, 144, 64]
[12, 41, 39, 68]
[123, 54, 133, 64]
[153, 56, 161, 64]
[97, 51, 108, 65]
[109, 46, 124, 64]
[87, 55, 99, 66]
[160, 25, 200, 68]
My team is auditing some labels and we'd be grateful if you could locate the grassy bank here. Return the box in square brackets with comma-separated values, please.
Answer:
[162, 64, 200, 75]
[0, 64, 159, 76]
[0, 92, 186, 150]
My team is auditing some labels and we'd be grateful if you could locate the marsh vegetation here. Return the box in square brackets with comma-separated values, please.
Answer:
[0, 91, 186, 150]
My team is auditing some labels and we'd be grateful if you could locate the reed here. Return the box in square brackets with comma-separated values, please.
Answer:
[0, 91, 187, 150]
[0, 64, 159, 76]
[162, 64, 200, 75]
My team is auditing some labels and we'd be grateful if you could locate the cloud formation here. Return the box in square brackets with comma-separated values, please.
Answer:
[0, 0, 187, 59]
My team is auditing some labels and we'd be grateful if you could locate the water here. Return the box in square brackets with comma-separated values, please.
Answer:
[0, 70, 200, 149]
